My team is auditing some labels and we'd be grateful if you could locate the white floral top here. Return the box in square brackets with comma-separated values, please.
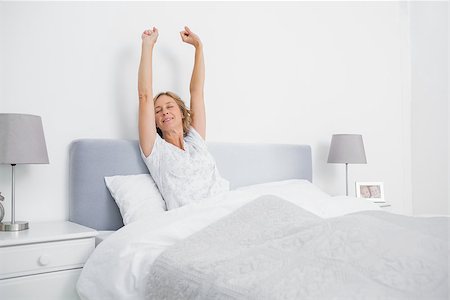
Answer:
[141, 127, 230, 210]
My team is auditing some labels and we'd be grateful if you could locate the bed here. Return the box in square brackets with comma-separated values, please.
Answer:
[69, 139, 449, 300]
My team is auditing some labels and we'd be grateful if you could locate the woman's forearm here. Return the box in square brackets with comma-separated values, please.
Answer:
[138, 43, 154, 100]
[190, 43, 205, 94]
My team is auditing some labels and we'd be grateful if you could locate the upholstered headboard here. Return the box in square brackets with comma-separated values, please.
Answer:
[69, 139, 312, 230]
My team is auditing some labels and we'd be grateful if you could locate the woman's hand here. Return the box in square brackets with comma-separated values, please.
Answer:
[180, 26, 202, 48]
[142, 27, 158, 47]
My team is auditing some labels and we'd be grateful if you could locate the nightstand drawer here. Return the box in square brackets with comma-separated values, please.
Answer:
[0, 269, 82, 300]
[0, 237, 94, 279]
[0, 268, 81, 300]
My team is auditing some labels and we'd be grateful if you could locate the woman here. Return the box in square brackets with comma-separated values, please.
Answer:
[138, 26, 229, 210]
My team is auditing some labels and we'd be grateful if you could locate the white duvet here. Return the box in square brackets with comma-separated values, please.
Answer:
[76, 180, 381, 300]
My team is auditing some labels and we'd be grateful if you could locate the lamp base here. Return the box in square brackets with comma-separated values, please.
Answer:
[0, 221, 29, 231]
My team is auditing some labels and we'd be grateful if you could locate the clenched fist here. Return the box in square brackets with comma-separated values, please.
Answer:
[180, 26, 202, 48]
[142, 27, 158, 47]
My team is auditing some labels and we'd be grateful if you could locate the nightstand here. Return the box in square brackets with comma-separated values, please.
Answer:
[0, 221, 97, 300]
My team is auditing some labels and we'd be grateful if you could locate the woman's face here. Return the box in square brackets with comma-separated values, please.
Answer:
[154, 95, 184, 133]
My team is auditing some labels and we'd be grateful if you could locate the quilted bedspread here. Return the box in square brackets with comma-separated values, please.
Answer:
[147, 195, 449, 299]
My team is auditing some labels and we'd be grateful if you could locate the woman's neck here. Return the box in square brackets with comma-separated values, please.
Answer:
[163, 129, 185, 150]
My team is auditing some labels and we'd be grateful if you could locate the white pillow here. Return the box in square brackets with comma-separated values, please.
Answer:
[104, 174, 166, 225]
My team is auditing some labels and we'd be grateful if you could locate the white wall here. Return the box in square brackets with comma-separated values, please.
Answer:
[410, 1, 449, 215]
[0, 2, 426, 222]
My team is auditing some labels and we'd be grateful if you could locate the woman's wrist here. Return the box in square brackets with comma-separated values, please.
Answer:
[194, 41, 203, 50]
[142, 42, 155, 50]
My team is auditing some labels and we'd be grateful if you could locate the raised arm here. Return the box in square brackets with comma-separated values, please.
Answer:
[138, 27, 158, 157]
[180, 26, 206, 139]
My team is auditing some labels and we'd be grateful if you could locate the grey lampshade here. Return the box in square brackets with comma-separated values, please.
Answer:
[327, 134, 367, 164]
[0, 113, 49, 164]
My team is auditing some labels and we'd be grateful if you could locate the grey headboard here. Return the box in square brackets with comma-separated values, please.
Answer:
[69, 139, 312, 230]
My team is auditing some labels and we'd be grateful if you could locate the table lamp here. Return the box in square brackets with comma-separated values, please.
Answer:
[327, 134, 367, 196]
[0, 113, 49, 231]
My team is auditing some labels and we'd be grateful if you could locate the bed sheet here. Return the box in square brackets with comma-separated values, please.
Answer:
[95, 231, 115, 246]
[77, 179, 381, 300]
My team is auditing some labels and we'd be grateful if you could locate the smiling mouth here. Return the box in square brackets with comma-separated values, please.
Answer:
[163, 117, 173, 123]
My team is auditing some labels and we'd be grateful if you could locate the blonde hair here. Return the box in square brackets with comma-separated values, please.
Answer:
[153, 91, 192, 137]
